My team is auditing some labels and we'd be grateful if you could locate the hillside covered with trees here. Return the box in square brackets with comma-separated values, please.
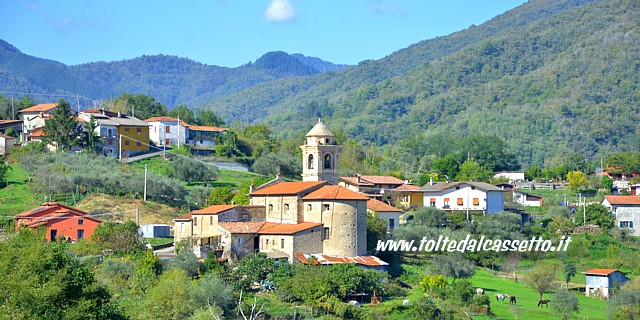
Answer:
[204, 0, 640, 167]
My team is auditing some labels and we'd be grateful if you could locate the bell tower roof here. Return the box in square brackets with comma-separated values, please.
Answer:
[306, 118, 334, 137]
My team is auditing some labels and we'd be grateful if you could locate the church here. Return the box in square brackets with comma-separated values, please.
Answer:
[174, 120, 387, 269]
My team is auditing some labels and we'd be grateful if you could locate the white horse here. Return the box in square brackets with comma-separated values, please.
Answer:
[494, 293, 510, 302]
[476, 288, 485, 295]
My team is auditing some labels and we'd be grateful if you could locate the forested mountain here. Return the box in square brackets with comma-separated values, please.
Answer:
[0, 42, 348, 106]
[203, 0, 640, 166]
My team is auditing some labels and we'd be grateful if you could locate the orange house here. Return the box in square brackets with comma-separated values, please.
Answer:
[15, 202, 102, 242]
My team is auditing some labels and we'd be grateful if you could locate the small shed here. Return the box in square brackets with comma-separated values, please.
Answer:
[140, 224, 171, 238]
[584, 268, 628, 299]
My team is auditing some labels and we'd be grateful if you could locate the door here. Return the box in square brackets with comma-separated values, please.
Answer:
[50, 229, 57, 242]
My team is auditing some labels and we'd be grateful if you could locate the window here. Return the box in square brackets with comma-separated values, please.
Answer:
[324, 227, 330, 240]
[136, 141, 141, 147]
[444, 198, 450, 208]
[78, 219, 84, 225]
[193, 217, 198, 226]
[471, 186, 476, 190]
[238, 237, 245, 245]
[108, 140, 113, 146]
[268, 204, 273, 212]
[307, 204, 312, 211]
[124, 127, 130, 132]
[284, 204, 290, 211]
[457, 198, 464, 205]
[107, 129, 112, 136]
[402, 195, 410, 202]
[430, 198, 436, 207]
[210, 216, 213, 225]
[281, 239, 285, 249]
[165, 126, 170, 133]
[124, 140, 130, 146]
[389, 218, 395, 230]
[323, 204, 330, 211]
[165, 139, 170, 145]
[180, 223, 184, 233]
[326, 138, 331, 144]
[456, 186, 460, 190]
[77, 230, 84, 239]
[324, 154, 332, 169]
[620, 221, 634, 229]
[473, 198, 480, 206]
[308, 154, 314, 169]
[136, 127, 141, 134]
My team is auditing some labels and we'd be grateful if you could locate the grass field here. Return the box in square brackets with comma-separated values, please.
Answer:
[76, 193, 185, 225]
[471, 268, 607, 320]
[0, 165, 41, 215]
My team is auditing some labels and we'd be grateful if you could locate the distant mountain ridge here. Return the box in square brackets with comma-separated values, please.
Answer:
[0, 41, 350, 106]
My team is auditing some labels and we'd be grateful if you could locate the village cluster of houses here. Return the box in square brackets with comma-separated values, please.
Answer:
[10, 120, 638, 296]
[0, 102, 229, 157]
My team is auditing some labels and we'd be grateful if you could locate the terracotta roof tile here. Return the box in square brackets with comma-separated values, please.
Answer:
[219, 222, 264, 234]
[258, 222, 322, 235]
[585, 269, 620, 275]
[19, 103, 57, 113]
[340, 175, 405, 186]
[144, 116, 189, 127]
[250, 181, 327, 196]
[394, 184, 422, 192]
[188, 125, 229, 132]
[29, 127, 44, 137]
[0, 120, 22, 125]
[302, 185, 370, 201]
[16, 202, 101, 225]
[604, 195, 640, 205]
[0, 133, 15, 139]
[367, 198, 402, 212]
[191, 204, 238, 215]
[340, 176, 374, 186]
[294, 253, 389, 267]
[175, 213, 192, 220]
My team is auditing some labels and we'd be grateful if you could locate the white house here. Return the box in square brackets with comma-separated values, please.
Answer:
[367, 198, 403, 232]
[584, 269, 628, 299]
[421, 181, 504, 214]
[187, 125, 228, 149]
[513, 190, 543, 207]
[602, 195, 640, 236]
[493, 171, 525, 182]
[145, 116, 189, 147]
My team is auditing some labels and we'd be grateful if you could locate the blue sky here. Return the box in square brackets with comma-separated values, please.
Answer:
[0, 0, 527, 68]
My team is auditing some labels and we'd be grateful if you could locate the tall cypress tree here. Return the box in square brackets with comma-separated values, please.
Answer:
[42, 99, 82, 151]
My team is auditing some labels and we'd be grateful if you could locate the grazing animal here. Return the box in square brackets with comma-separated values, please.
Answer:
[509, 296, 517, 305]
[494, 293, 510, 302]
[538, 299, 550, 307]
[402, 300, 411, 306]
[476, 288, 484, 295]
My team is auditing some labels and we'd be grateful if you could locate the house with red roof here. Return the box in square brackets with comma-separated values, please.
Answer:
[15, 202, 101, 242]
[145, 116, 189, 147]
[584, 268, 628, 299]
[392, 182, 424, 209]
[367, 198, 403, 232]
[19, 103, 58, 134]
[339, 174, 406, 199]
[602, 195, 640, 236]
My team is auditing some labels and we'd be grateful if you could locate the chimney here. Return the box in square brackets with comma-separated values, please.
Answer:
[117, 111, 121, 118]
[249, 180, 255, 193]
[102, 109, 105, 116]
[429, 177, 434, 185]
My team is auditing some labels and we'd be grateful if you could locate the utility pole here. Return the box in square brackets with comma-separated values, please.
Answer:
[76, 94, 80, 113]
[119, 134, 122, 161]
[466, 185, 470, 223]
[10, 97, 14, 120]
[583, 197, 587, 225]
[143, 164, 148, 202]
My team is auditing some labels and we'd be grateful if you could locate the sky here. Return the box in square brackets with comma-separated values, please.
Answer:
[0, 0, 528, 68]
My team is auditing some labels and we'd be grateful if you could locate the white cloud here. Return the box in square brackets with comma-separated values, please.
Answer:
[265, 0, 296, 22]
[370, 1, 406, 17]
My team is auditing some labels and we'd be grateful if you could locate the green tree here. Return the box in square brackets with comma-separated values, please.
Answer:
[167, 105, 196, 125]
[432, 253, 476, 281]
[42, 99, 83, 151]
[524, 263, 556, 300]
[234, 253, 276, 290]
[0, 156, 11, 188]
[525, 165, 543, 181]
[91, 221, 143, 254]
[405, 206, 448, 228]
[607, 152, 640, 175]
[83, 114, 102, 153]
[431, 154, 459, 180]
[584, 204, 614, 229]
[207, 186, 234, 205]
[563, 261, 576, 288]
[367, 213, 388, 253]
[172, 157, 218, 184]
[601, 175, 613, 192]
[566, 171, 587, 191]
[552, 289, 579, 320]
[142, 269, 196, 320]
[608, 290, 640, 320]
[252, 152, 301, 179]
[456, 159, 492, 182]
[196, 109, 226, 127]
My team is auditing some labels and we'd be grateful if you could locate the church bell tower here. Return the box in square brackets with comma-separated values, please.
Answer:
[300, 119, 341, 184]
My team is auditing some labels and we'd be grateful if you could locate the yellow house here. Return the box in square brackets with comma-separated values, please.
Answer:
[78, 109, 150, 156]
[393, 183, 423, 209]
[113, 117, 150, 154]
